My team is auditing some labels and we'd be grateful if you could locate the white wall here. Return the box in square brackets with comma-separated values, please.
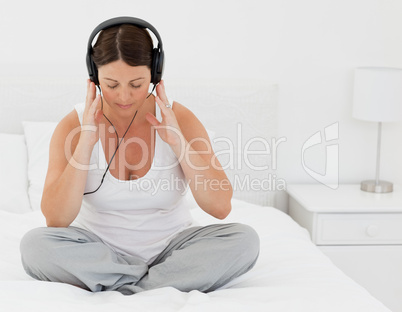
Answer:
[1, 0, 401, 210]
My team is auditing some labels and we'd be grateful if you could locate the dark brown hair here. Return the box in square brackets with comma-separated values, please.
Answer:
[92, 24, 153, 69]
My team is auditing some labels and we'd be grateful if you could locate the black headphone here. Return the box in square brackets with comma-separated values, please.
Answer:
[86, 16, 164, 86]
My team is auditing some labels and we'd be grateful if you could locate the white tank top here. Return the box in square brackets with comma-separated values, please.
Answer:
[71, 101, 193, 264]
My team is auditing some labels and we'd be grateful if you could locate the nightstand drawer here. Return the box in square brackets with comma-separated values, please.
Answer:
[315, 213, 402, 245]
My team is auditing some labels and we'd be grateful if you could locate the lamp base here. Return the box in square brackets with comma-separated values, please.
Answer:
[360, 180, 393, 193]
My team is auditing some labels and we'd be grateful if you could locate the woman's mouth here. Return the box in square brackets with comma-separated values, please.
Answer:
[116, 103, 133, 110]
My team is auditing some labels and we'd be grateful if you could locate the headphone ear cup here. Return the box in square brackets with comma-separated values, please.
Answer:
[90, 60, 99, 85]
[86, 52, 99, 85]
[92, 62, 99, 85]
[151, 48, 164, 85]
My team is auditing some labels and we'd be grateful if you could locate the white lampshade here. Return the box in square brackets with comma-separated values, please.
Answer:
[352, 67, 402, 122]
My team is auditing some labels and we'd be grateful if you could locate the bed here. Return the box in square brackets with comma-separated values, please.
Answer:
[0, 76, 391, 311]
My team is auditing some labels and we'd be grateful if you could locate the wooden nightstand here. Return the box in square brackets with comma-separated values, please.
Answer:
[287, 184, 402, 312]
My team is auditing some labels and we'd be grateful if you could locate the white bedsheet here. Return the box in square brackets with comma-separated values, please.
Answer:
[0, 198, 390, 312]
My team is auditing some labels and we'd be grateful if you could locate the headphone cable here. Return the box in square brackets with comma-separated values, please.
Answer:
[83, 90, 138, 195]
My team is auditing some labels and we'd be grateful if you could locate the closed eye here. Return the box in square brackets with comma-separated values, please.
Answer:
[108, 84, 118, 89]
[131, 84, 141, 89]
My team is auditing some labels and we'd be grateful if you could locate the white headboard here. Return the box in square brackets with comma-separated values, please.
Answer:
[0, 76, 87, 134]
[0, 77, 278, 206]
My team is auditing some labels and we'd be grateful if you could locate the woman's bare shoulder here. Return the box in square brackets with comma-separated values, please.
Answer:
[51, 109, 81, 149]
[172, 101, 196, 122]
[172, 101, 210, 141]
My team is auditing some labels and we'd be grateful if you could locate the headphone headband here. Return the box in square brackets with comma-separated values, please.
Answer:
[86, 16, 164, 85]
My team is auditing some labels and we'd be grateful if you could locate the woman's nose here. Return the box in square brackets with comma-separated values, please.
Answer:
[119, 87, 132, 103]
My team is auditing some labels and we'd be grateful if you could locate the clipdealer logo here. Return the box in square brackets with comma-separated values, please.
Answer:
[66, 122, 341, 192]
[301, 122, 339, 189]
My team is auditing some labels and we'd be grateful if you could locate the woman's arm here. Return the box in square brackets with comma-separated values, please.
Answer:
[41, 81, 102, 227]
[172, 104, 233, 219]
[146, 81, 233, 219]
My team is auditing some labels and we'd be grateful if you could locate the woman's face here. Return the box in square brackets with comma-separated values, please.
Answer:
[98, 59, 152, 116]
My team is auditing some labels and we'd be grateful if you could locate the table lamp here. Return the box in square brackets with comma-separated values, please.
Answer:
[352, 67, 402, 193]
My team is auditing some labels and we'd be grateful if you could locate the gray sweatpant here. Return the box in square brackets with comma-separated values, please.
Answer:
[20, 223, 259, 295]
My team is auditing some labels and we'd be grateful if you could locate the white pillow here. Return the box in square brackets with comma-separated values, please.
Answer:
[23, 121, 57, 211]
[0, 134, 31, 213]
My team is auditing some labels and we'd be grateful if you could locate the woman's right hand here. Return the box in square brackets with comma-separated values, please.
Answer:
[80, 79, 103, 147]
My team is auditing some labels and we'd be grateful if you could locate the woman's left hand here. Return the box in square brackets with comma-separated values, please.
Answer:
[145, 80, 184, 147]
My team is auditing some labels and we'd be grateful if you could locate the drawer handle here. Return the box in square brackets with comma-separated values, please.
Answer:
[366, 225, 379, 237]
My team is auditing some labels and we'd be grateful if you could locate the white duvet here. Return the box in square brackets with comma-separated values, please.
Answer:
[0, 197, 390, 312]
